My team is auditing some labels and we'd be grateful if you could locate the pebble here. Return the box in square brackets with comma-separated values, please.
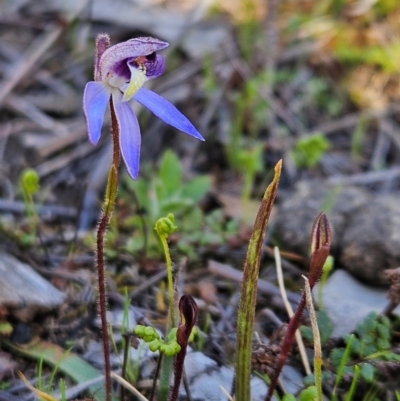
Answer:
[314, 269, 400, 337]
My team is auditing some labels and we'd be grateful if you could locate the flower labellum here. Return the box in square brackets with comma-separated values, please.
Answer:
[83, 36, 204, 179]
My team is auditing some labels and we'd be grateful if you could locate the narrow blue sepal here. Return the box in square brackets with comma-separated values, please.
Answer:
[112, 91, 142, 180]
[134, 88, 204, 141]
[83, 82, 110, 145]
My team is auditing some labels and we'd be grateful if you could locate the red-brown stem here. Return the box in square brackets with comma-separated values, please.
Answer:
[169, 346, 187, 401]
[96, 210, 112, 401]
[264, 294, 306, 401]
[96, 97, 120, 401]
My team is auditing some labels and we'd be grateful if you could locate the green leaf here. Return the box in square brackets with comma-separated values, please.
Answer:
[235, 161, 281, 401]
[159, 150, 183, 197]
[299, 385, 318, 401]
[0, 321, 13, 336]
[179, 208, 203, 232]
[2, 340, 117, 401]
[125, 177, 149, 208]
[362, 343, 377, 357]
[303, 373, 315, 387]
[376, 338, 391, 351]
[291, 133, 330, 168]
[316, 309, 334, 343]
[359, 363, 375, 383]
[357, 312, 378, 335]
[300, 325, 313, 342]
[351, 338, 362, 355]
[380, 315, 390, 327]
[159, 198, 194, 216]
[377, 323, 390, 340]
[181, 175, 211, 203]
[330, 348, 345, 367]
[282, 394, 296, 401]
[362, 333, 375, 345]
[380, 351, 400, 362]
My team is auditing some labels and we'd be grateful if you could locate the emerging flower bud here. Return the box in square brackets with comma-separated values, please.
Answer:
[177, 294, 198, 347]
[309, 212, 332, 287]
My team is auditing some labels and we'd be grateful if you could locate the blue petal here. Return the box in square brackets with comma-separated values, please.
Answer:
[134, 88, 204, 141]
[112, 91, 141, 179]
[83, 82, 110, 145]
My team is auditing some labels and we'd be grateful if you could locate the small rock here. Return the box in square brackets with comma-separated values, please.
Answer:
[181, 351, 218, 381]
[315, 270, 400, 337]
[274, 181, 400, 285]
[83, 340, 119, 368]
[0, 252, 65, 321]
[179, 352, 273, 401]
[340, 195, 400, 285]
[274, 180, 369, 256]
[280, 365, 304, 395]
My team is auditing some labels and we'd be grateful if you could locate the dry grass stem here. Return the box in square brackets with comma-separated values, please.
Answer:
[274, 246, 311, 375]
[111, 371, 150, 401]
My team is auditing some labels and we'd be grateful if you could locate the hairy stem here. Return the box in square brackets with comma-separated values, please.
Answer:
[96, 98, 120, 401]
[160, 234, 175, 327]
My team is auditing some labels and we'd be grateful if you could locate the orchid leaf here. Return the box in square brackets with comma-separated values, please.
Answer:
[181, 175, 211, 202]
[159, 150, 183, 197]
[235, 160, 282, 401]
[3, 340, 118, 401]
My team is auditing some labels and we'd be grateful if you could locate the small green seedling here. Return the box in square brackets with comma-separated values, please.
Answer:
[330, 312, 399, 385]
[291, 133, 330, 169]
[19, 168, 40, 211]
[123, 150, 211, 258]
[19, 168, 40, 244]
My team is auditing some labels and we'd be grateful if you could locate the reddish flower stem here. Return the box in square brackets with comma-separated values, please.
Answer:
[95, 97, 120, 401]
[264, 295, 306, 401]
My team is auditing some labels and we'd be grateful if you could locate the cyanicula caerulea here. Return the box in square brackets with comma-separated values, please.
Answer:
[83, 36, 204, 179]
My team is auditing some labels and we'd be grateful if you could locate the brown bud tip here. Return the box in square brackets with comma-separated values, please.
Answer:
[310, 212, 331, 254]
[95, 33, 111, 81]
[179, 294, 198, 333]
[309, 212, 332, 286]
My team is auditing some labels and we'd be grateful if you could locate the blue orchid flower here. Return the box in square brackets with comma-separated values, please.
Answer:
[83, 36, 204, 179]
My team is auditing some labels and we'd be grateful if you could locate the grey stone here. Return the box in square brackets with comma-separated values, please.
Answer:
[340, 195, 400, 285]
[273, 180, 369, 256]
[177, 352, 277, 400]
[0, 252, 65, 321]
[315, 270, 400, 337]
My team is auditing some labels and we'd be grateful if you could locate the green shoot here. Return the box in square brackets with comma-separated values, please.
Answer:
[317, 255, 334, 308]
[19, 168, 40, 243]
[19, 168, 40, 218]
[235, 160, 282, 401]
[59, 379, 67, 401]
[291, 133, 330, 169]
[345, 364, 360, 401]
[303, 276, 322, 401]
[36, 357, 44, 392]
[155, 213, 178, 327]
[330, 335, 354, 401]
[154, 213, 177, 401]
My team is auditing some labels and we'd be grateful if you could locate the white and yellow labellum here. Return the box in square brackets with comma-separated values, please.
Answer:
[122, 63, 147, 102]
